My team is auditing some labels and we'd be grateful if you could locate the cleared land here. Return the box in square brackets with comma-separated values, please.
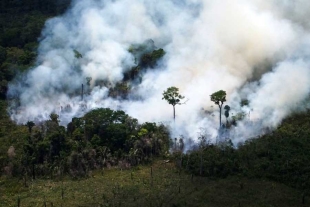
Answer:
[0, 160, 304, 207]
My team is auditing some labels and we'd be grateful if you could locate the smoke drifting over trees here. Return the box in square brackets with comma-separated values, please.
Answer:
[7, 0, 310, 144]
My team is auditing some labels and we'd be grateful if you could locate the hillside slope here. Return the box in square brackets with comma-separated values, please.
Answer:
[0, 160, 305, 207]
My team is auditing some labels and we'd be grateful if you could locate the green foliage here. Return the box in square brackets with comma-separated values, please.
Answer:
[141, 122, 157, 132]
[231, 111, 247, 125]
[0, 0, 70, 15]
[124, 39, 165, 83]
[0, 12, 49, 48]
[184, 139, 236, 177]
[140, 48, 165, 68]
[138, 128, 148, 137]
[240, 99, 249, 106]
[210, 90, 227, 128]
[0, 11, 49, 99]
[162, 86, 185, 107]
[49, 113, 59, 124]
[0, 160, 304, 207]
[162, 86, 185, 120]
[108, 82, 130, 98]
[1, 4, 310, 203]
[73, 49, 82, 59]
[123, 66, 141, 81]
[128, 40, 165, 68]
[184, 111, 310, 191]
[224, 105, 230, 119]
[5, 47, 36, 66]
[210, 90, 226, 106]
[26, 121, 35, 133]
[0, 106, 170, 179]
[0, 28, 23, 47]
[0, 46, 6, 64]
[128, 39, 155, 56]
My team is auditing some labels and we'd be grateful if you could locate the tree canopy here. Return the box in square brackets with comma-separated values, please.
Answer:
[210, 90, 226, 106]
[210, 90, 227, 130]
[162, 86, 185, 107]
[162, 86, 185, 120]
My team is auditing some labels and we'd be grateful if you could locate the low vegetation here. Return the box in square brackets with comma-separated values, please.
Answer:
[1, 1, 310, 206]
[0, 160, 305, 207]
[181, 115, 310, 191]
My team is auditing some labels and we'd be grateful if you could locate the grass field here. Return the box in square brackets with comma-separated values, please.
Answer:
[0, 160, 305, 207]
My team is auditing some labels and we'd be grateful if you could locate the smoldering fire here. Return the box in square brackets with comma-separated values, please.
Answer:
[7, 0, 310, 144]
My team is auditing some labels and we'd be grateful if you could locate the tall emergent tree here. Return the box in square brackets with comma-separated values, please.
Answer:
[210, 90, 226, 129]
[162, 86, 185, 120]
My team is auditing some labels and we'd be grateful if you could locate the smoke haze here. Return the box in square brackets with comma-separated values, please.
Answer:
[7, 0, 310, 144]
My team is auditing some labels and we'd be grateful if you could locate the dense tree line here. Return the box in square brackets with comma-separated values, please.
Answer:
[0, 3, 62, 99]
[0, 12, 46, 98]
[0, 0, 71, 14]
[0, 0, 73, 99]
[1, 1, 310, 197]
[177, 111, 310, 191]
[1, 108, 170, 180]
[0, 2, 169, 181]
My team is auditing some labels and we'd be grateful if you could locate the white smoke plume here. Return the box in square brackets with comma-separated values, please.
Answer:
[7, 0, 310, 145]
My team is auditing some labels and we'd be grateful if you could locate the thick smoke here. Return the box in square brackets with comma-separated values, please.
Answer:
[7, 0, 310, 144]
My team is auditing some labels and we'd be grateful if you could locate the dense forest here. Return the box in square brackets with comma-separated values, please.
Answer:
[0, 0, 71, 99]
[0, 0, 70, 14]
[1, 0, 310, 206]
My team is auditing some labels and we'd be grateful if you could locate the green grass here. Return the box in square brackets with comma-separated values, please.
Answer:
[0, 99, 309, 206]
[0, 160, 305, 207]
